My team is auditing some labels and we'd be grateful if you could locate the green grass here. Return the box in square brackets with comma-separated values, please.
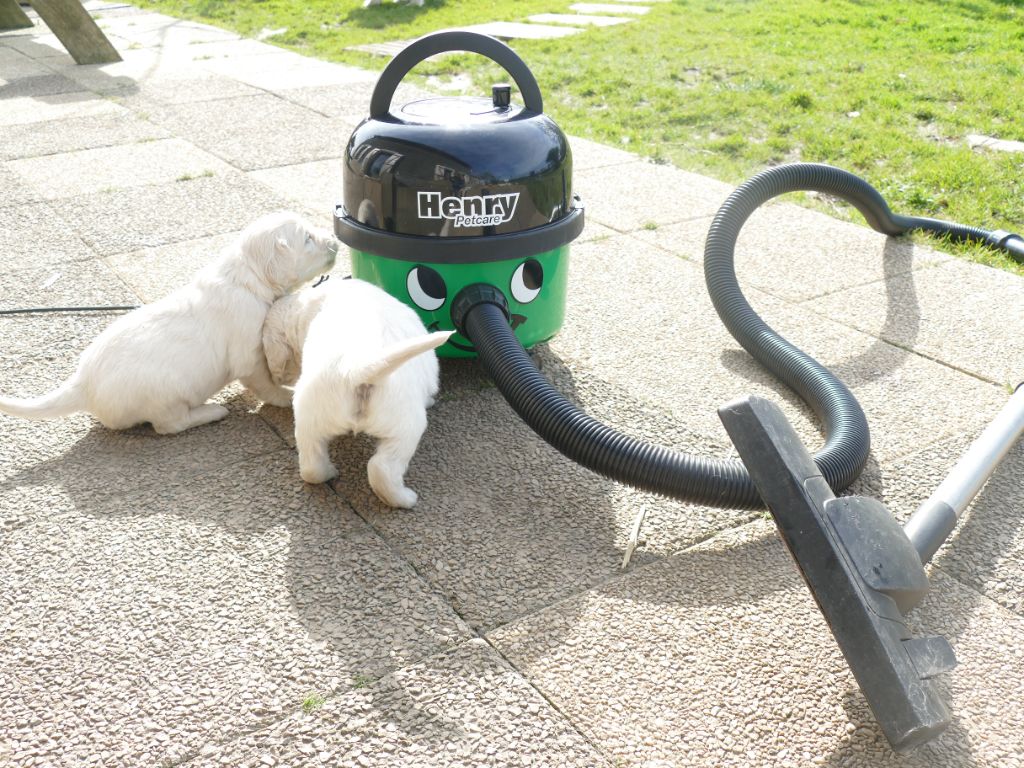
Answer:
[300, 692, 326, 713]
[137, 0, 1024, 274]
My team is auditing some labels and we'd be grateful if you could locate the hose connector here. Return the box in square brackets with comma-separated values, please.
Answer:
[451, 283, 510, 337]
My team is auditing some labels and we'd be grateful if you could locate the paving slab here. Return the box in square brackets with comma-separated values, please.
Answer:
[570, 2, 651, 14]
[56, 172, 298, 256]
[0, 201, 96, 271]
[458, 21, 584, 40]
[811, 258, 1024, 386]
[528, 13, 634, 26]
[575, 160, 734, 232]
[144, 94, 357, 171]
[6, 138, 234, 200]
[552, 235, 1008, 466]
[488, 519, 1024, 767]
[322, 387, 751, 632]
[0, 164, 43, 207]
[273, 80, 429, 121]
[0, 45, 52, 78]
[0, 90, 123, 127]
[569, 135, 639, 171]
[180, 639, 609, 768]
[0, 71, 80, 98]
[97, 11, 239, 48]
[249, 159, 346, 225]
[630, 200, 950, 301]
[0, 258, 137, 312]
[0, 452, 469, 767]
[0, 110, 170, 161]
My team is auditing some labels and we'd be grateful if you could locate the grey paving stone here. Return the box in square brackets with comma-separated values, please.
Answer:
[0, 46, 51, 78]
[198, 44, 370, 91]
[324, 387, 752, 632]
[0, 452, 469, 767]
[553, 235, 1007, 466]
[488, 519, 1024, 767]
[630, 201, 950, 301]
[458, 21, 584, 40]
[274, 80, 428, 120]
[810, 258, 1024, 386]
[180, 639, 610, 768]
[0, 72, 80, 99]
[0, 90, 123, 127]
[0, 258, 137, 312]
[528, 13, 633, 26]
[57, 172, 298, 256]
[249, 160, 347, 223]
[0, 201, 96, 271]
[145, 94, 355, 171]
[568, 135, 639, 171]
[7, 138, 234, 200]
[0, 164, 42, 207]
[0, 111, 170, 161]
[96, 12, 239, 48]
[575, 160, 734, 232]
[859, 430, 1024, 617]
[570, 2, 651, 14]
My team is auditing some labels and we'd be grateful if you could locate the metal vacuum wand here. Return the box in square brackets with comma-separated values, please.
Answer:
[905, 382, 1024, 565]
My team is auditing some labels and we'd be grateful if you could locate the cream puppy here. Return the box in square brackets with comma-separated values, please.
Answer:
[0, 212, 337, 434]
[263, 278, 451, 508]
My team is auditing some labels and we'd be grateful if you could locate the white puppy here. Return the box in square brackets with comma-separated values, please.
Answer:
[0, 212, 337, 434]
[263, 278, 451, 508]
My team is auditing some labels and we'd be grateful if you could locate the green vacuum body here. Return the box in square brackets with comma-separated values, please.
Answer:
[334, 31, 584, 358]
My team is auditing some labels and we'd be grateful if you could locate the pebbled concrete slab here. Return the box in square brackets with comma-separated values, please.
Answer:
[274, 80, 429, 121]
[0, 258, 137, 312]
[529, 13, 633, 26]
[569, 135, 639, 171]
[553, 235, 1008, 466]
[0, 201, 96, 272]
[570, 2, 651, 14]
[488, 519, 1024, 767]
[0, 452, 469, 767]
[249, 159, 346, 226]
[0, 46, 52, 78]
[456, 21, 584, 40]
[0, 164, 43, 208]
[6, 138, 234, 200]
[181, 639, 610, 768]
[323, 387, 752, 632]
[0, 71, 80, 99]
[0, 111, 170, 161]
[56, 172, 299, 256]
[630, 200, 950, 302]
[144, 94, 357, 171]
[575, 160, 734, 232]
[0, 90, 123, 127]
[811, 258, 1024, 386]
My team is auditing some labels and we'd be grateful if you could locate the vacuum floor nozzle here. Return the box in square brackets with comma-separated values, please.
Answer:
[718, 395, 957, 752]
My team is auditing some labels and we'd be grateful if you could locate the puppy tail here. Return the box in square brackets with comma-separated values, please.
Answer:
[352, 330, 453, 386]
[0, 379, 85, 421]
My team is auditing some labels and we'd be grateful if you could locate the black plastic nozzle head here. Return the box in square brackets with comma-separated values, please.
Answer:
[718, 395, 957, 752]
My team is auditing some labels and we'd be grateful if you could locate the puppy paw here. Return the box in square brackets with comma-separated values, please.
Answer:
[300, 461, 338, 485]
[377, 485, 418, 509]
[262, 389, 293, 408]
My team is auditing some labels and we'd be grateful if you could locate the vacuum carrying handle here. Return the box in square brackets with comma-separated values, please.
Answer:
[369, 30, 544, 118]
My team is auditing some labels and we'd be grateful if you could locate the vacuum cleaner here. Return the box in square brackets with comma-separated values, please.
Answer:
[334, 30, 1024, 751]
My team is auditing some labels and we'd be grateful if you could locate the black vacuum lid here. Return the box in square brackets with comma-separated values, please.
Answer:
[340, 31, 575, 240]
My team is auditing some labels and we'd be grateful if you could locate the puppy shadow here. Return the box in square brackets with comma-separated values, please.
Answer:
[344, 0, 444, 29]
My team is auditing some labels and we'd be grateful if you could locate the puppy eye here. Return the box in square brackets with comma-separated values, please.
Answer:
[510, 259, 543, 304]
[305, 233, 313, 243]
[407, 266, 446, 311]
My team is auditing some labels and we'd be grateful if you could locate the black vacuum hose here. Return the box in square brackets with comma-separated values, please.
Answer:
[460, 163, 1024, 509]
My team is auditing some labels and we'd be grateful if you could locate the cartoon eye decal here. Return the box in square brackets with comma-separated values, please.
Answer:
[510, 259, 543, 304]
[407, 265, 447, 311]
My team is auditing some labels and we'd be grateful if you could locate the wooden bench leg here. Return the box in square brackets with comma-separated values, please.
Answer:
[26, 0, 121, 64]
[0, 0, 34, 30]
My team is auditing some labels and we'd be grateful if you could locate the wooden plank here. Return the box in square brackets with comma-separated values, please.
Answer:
[26, 0, 121, 64]
[0, 0, 34, 30]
